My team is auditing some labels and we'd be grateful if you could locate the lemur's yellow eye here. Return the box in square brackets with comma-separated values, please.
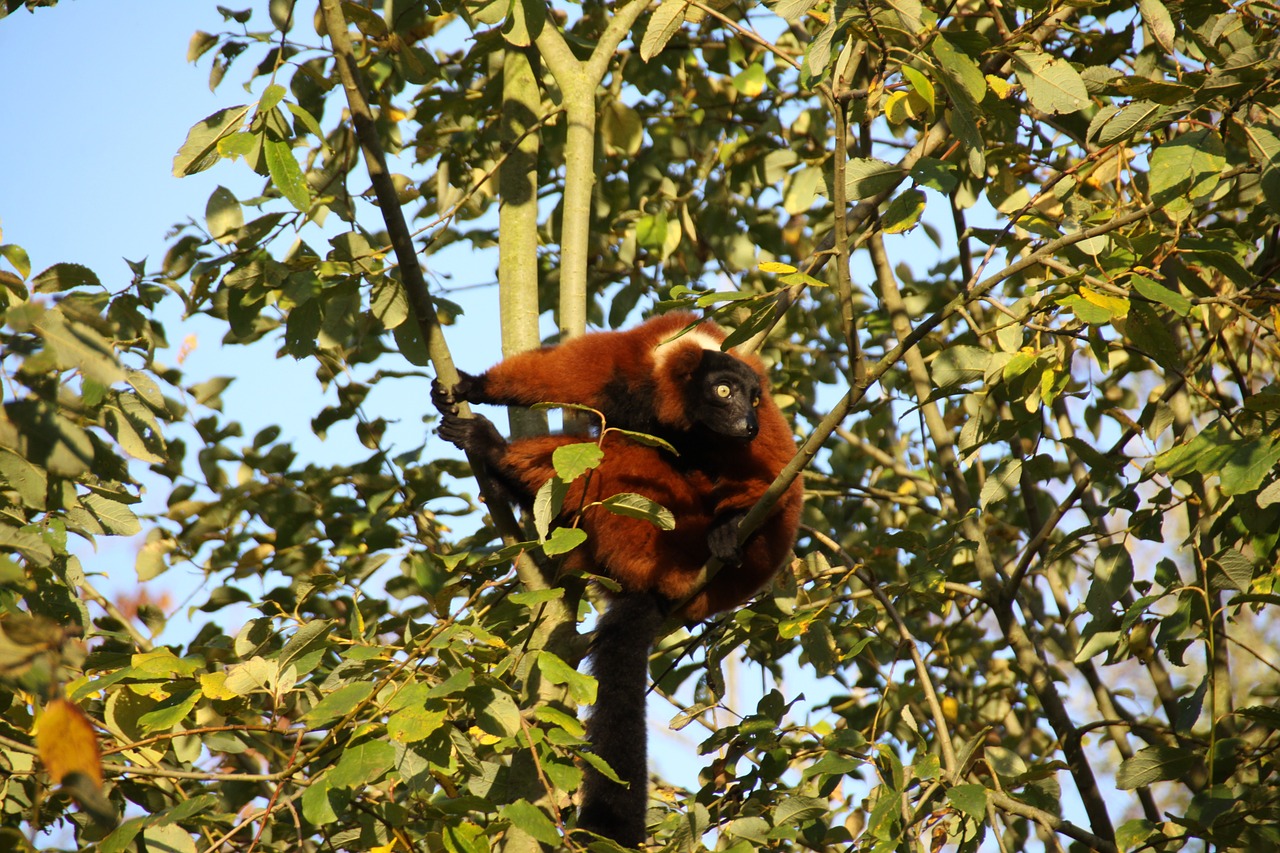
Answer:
[715, 384, 731, 398]
[752, 395, 760, 407]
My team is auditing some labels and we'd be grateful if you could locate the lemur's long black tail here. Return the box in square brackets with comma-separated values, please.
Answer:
[578, 592, 665, 847]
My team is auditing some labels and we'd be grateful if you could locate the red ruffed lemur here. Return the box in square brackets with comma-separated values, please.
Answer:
[432, 312, 804, 848]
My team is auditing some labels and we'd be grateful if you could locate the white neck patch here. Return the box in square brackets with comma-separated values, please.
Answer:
[653, 329, 721, 367]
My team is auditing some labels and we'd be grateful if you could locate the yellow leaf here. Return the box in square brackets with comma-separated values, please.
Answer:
[986, 74, 1016, 99]
[759, 261, 797, 274]
[200, 671, 239, 701]
[1080, 286, 1130, 318]
[468, 725, 501, 746]
[37, 698, 102, 787]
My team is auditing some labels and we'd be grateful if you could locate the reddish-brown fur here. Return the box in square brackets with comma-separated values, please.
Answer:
[473, 313, 804, 620]
[495, 430, 801, 621]
[465, 311, 729, 431]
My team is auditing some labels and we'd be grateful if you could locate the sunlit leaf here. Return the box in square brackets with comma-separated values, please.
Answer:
[37, 699, 102, 787]
[173, 105, 250, 176]
[264, 137, 312, 212]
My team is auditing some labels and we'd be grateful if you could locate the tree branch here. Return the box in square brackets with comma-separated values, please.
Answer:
[317, 0, 537, 579]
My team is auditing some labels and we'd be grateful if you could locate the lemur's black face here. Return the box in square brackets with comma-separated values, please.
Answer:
[688, 350, 761, 439]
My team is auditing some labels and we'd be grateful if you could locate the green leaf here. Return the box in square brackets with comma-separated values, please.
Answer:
[136, 688, 201, 733]
[774, 795, 829, 824]
[931, 37, 985, 101]
[500, 0, 543, 47]
[533, 477, 566, 540]
[31, 262, 101, 293]
[98, 814, 145, 850]
[0, 526, 51, 564]
[301, 771, 345, 825]
[499, 800, 560, 846]
[466, 686, 522, 738]
[946, 783, 988, 820]
[1117, 819, 1158, 851]
[303, 682, 373, 724]
[1138, 0, 1176, 53]
[285, 101, 325, 142]
[1153, 421, 1233, 478]
[392, 314, 431, 365]
[844, 158, 903, 200]
[1062, 293, 1112, 325]
[173, 105, 250, 177]
[551, 442, 603, 481]
[930, 38, 985, 173]
[340, 3, 387, 36]
[0, 448, 47, 510]
[0, 401, 95, 478]
[979, 460, 1021, 509]
[509, 588, 565, 607]
[1092, 100, 1175, 146]
[186, 30, 218, 63]
[883, 0, 922, 32]
[901, 65, 935, 111]
[1124, 301, 1183, 370]
[543, 526, 587, 556]
[930, 345, 989, 390]
[388, 705, 447, 744]
[784, 165, 823, 214]
[125, 369, 167, 411]
[1149, 129, 1226, 207]
[279, 620, 332, 668]
[128, 647, 199, 678]
[1116, 745, 1197, 789]
[258, 83, 286, 113]
[1242, 124, 1280, 211]
[1130, 273, 1191, 317]
[372, 277, 409, 330]
[732, 63, 767, 97]
[105, 403, 166, 465]
[536, 650, 596, 704]
[1219, 437, 1280, 496]
[1211, 550, 1254, 593]
[330, 740, 396, 788]
[216, 131, 256, 161]
[534, 704, 585, 737]
[641, 0, 688, 62]
[141, 825, 196, 853]
[635, 212, 669, 251]
[135, 536, 171, 582]
[909, 157, 958, 193]
[599, 493, 675, 530]
[34, 308, 125, 384]
[264, 137, 312, 212]
[441, 820, 490, 853]
[224, 656, 278, 695]
[1087, 545, 1134, 616]
[81, 493, 141, 536]
[722, 816, 771, 844]
[803, 16, 836, 79]
[428, 669, 474, 699]
[1, 243, 31, 278]
[205, 186, 243, 242]
[770, 0, 819, 22]
[882, 188, 926, 233]
[1012, 50, 1089, 115]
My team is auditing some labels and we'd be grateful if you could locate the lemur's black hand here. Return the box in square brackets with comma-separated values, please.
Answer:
[707, 511, 747, 565]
